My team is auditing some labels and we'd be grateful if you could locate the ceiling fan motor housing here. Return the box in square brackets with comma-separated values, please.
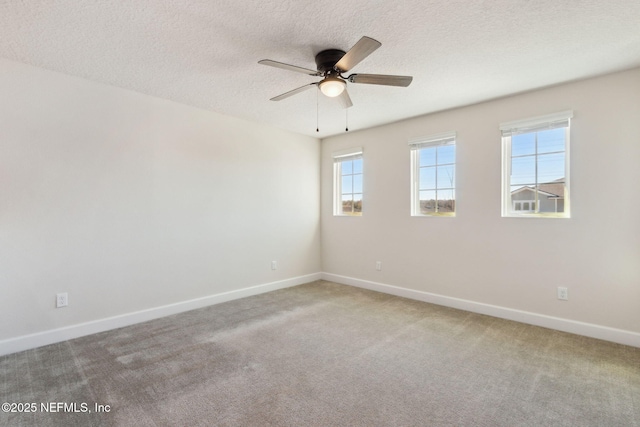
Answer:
[315, 49, 346, 72]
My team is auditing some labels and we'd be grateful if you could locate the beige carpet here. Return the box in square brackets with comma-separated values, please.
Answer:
[2, 280, 639, 426]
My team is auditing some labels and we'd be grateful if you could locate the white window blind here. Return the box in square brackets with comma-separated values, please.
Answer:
[333, 147, 363, 162]
[408, 131, 456, 150]
[500, 110, 573, 136]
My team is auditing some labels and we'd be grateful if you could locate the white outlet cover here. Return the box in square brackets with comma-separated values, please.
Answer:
[557, 287, 568, 300]
[56, 292, 68, 308]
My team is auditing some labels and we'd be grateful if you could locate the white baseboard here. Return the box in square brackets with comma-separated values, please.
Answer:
[4, 271, 638, 356]
[0, 273, 322, 357]
[322, 273, 640, 348]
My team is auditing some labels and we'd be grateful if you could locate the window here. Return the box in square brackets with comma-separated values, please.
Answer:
[500, 111, 572, 218]
[514, 200, 536, 212]
[409, 132, 456, 216]
[333, 147, 363, 216]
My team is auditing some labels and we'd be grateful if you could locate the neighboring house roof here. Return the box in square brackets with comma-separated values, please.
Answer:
[512, 186, 557, 198]
[511, 178, 565, 198]
[538, 180, 565, 198]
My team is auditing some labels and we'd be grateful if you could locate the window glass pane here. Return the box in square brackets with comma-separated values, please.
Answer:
[419, 166, 436, 190]
[437, 145, 455, 164]
[511, 156, 536, 186]
[537, 152, 565, 183]
[438, 189, 455, 213]
[437, 198, 455, 213]
[352, 158, 363, 174]
[353, 174, 363, 193]
[538, 194, 558, 213]
[537, 128, 565, 154]
[335, 153, 362, 216]
[341, 160, 353, 175]
[341, 195, 353, 214]
[419, 147, 436, 167]
[353, 193, 362, 213]
[413, 139, 456, 216]
[437, 165, 455, 189]
[537, 184, 566, 213]
[341, 175, 352, 194]
[419, 190, 436, 214]
[536, 181, 565, 197]
[504, 123, 569, 218]
[510, 185, 532, 211]
[512, 133, 535, 156]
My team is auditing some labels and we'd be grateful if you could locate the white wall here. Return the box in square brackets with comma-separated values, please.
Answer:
[321, 68, 640, 337]
[2, 58, 638, 353]
[0, 59, 321, 345]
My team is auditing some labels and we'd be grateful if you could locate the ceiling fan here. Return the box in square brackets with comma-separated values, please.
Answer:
[258, 36, 413, 109]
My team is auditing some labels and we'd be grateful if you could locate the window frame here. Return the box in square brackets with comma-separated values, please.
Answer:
[409, 131, 456, 217]
[333, 147, 363, 216]
[500, 111, 572, 218]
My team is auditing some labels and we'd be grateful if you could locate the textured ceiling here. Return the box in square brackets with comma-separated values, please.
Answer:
[1, 0, 639, 138]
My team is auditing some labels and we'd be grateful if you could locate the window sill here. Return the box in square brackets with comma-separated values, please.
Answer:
[412, 213, 456, 218]
[502, 213, 570, 219]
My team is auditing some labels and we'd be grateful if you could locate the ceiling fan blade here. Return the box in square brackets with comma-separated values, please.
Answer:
[335, 36, 381, 72]
[270, 83, 317, 101]
[258, 59, 320, 76]
[348, 74, 413, 87]
[337, 88, 353, 109]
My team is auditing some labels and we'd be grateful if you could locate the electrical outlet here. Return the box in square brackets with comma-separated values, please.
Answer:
[56, 292, 68, 308]
[375, 261, 382, 271]
[557, 287, 568, 301]
[271, 260, 277, 270]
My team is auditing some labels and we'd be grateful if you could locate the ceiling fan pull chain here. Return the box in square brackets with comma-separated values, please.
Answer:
[316, 87, 319, 133]
[345, 109, 349, 132]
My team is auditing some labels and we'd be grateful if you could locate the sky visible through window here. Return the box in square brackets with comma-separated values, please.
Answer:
[510, 127, 565, 192]
[341, 158, 362, 214]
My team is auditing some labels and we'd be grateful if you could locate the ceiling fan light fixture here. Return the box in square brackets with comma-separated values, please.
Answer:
[319, 76, 346, 97]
